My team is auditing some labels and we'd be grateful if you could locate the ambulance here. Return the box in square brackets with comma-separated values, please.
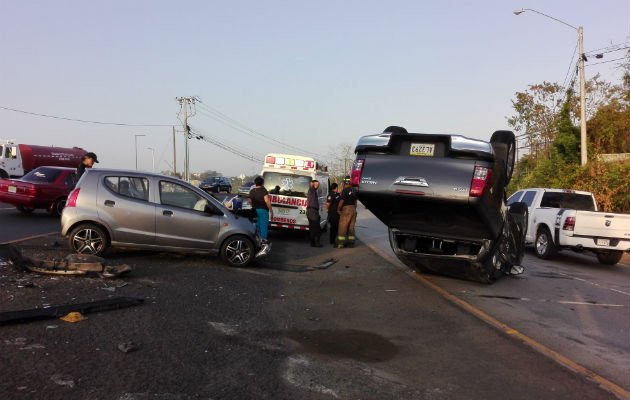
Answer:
[260, 153, 329, 231]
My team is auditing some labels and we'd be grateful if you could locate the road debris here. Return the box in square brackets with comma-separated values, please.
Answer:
[60, 312, 88, 323]
[0, 297, 144, 325]
[50, 374, 75, 388]
[117, 341, 140, 353]
[316, 258, 337, 269]
[0, 243, 131, 278]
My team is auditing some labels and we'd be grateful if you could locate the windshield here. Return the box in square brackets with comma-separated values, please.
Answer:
[21, 167, 63, 183]
[262, 172, 312, 198]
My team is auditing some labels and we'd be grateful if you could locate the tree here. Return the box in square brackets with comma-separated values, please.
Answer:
[326, 143, 355, 183]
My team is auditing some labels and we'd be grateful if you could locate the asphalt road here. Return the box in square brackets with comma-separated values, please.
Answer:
[356, 204, 630, 392]
[0, 202, 627, 399]
[0, 204, 60, 243]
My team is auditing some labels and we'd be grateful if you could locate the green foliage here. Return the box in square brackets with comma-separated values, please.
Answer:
[508, 53, 630, 212]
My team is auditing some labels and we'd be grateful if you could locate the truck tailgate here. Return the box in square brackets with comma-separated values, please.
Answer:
[574, 211, 630, 239]
[358, 155, 502, 240]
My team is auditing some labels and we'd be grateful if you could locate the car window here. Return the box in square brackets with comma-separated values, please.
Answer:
[21, 167, 63, 183]
[520, 191, 537, 207]
[506, 191, 523, 205]
[540, 192, 595, 211]
[160, 180, 206, 211]
[105, 176, 149, 201]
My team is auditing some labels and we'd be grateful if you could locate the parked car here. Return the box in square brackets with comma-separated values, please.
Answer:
[351, 126, 528, 283]
[199, 177, 232, 193]
[0, 166, 77, 216]
[238, 181, 255, 197]
[507, 188, 630, 265]
[61, 169, 264, 267]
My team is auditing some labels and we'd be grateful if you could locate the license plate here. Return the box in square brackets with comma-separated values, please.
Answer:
[596, 238, 610, 246]
[410, 143, 435, 156]
[8, 186, 16, 193]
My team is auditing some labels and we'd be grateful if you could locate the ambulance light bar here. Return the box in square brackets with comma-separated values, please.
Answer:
[265, 155, 315, 170]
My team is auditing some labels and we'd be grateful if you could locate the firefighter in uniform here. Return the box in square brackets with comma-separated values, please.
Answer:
[326, 183, 341, 245]
[336, 176, 357, 248]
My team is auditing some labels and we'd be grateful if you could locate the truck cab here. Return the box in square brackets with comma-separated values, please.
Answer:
[0, 142, 20, 178]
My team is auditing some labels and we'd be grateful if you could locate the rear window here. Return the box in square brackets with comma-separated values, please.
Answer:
[21, 167, 63, 183]
[104, 176, 149, 201]
[540, 192, 595, 211]
[262, 172, 312, 198]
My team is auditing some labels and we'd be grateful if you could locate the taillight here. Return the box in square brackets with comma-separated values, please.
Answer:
[350, 159, 365, 186]
[469, 166, 492, 197]
[66, 188, 80, 207]
[26, 186, 37, 196]
[562, 216, 575, 231]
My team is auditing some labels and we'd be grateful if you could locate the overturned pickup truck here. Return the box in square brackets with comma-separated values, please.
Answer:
[351, 126, 528, 283]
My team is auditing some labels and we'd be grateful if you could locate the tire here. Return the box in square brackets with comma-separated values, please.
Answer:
[0, 170, 8, 179]
[490, 130, 516, 187]
[596, 250, 623, 265]
[220, 235, 255, 267]
[226, 187, 231, 194]
[68, 224, 109, 256]
[17, 205, 34, 214]
[52, 198, 67, 216]
[535, 227, 556, 259]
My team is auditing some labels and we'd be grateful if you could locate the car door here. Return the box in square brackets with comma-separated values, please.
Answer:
[97, 175, 156, 244]
[518, 190, 538, 243]
[155, 179, 222, 249]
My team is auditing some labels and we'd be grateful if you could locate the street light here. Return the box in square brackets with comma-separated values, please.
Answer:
[514, 8, 587, 166]
[147, 147, 155, 172]
[134, 134, 146, 170]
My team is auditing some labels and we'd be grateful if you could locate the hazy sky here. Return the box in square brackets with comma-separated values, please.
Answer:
[1, 0, 629, 176]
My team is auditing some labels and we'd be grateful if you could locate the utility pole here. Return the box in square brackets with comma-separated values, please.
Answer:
[176, 97, 197, 182]
[578, 26, 587, 166]
[172, 126, 177, 176]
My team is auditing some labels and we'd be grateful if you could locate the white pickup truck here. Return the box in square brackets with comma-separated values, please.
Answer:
[507, 188, 630, 265]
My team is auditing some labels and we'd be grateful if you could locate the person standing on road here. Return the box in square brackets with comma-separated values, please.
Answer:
[76, 152, 98, 181]
[326, 183, 341, 245]
[307, 180, 323, 247]
[249, 176, 273, 255]
[336, 176, 357, 248]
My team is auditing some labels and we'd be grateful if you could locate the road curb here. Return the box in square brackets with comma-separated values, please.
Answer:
[362, 238, 630, 400]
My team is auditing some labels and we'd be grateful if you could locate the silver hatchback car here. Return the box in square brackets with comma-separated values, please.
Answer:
[61, 169, 263, 267]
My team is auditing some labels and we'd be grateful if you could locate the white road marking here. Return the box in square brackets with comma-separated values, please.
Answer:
[557, 301, 624, 307]
[554, 270, 630, 297]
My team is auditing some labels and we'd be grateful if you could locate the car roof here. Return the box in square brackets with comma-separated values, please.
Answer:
[85, 168, 183, 180]
[33, 166, 76, 171]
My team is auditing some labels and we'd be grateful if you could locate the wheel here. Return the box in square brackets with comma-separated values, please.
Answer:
[596, 250, 623, 265]
[226, 187, 231, 194]
[220, 235, 255, 267]
[17, 205, 35, 214]
[0, 170, 8, 179]
[68, 224, 109, 256]
[52, 198, 66, 216]
[490, 130, 516, 187]
[535, 227, 556, 259]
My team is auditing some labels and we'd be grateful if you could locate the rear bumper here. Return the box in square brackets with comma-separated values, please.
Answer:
[0, 194, 42, 208]
[559, 234, 630, 252]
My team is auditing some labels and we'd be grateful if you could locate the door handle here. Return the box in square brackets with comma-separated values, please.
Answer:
[163, 210, 173, 216]
[393, 176, 429, 187]
[104, 200, 115, 207]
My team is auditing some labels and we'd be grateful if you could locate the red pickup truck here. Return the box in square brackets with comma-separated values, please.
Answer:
[0, 166, 77, 216]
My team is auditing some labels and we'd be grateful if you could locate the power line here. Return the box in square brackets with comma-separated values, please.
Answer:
[586, 56, 628, 67]
[0, 105, 173, 127]
[195, 100, 328, 160]
[560, 41, 579, 92]
[584, 42, 630, 56]
[189, 127, 263, 163]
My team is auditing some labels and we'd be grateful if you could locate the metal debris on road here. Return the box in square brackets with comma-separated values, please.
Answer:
[0, 297, 144, 325]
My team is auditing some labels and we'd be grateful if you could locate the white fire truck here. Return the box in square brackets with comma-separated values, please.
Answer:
[260, 153, 329, 231]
